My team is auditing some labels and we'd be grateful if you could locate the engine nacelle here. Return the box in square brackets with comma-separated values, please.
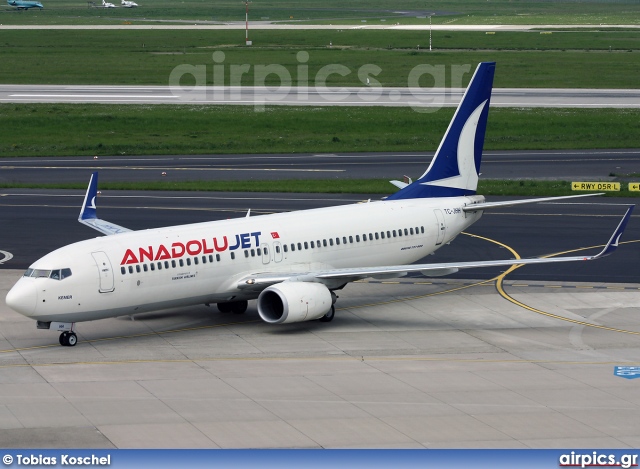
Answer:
[257, 282, 332, 324]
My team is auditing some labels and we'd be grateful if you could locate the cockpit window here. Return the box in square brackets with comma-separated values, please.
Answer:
[23, 268, 72, 280]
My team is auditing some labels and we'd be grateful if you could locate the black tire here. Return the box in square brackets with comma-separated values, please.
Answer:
[59, 332, 68, 346]
[319, 305, 335, 323]
[217, 302, 232, 313]
[67, 333, 78, 347]
[231, 301, 248, 314]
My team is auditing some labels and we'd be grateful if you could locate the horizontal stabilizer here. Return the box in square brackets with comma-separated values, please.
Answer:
[463, 193, 605, 212]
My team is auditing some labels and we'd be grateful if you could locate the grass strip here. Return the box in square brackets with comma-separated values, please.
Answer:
[1, 179, 637, 198]
[1, 105, 639, 157]
[2, 30, 640, 88]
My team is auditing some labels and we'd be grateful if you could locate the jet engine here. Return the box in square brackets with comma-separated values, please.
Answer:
[257, 282, 332, 324]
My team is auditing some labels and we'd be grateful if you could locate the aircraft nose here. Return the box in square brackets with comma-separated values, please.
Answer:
[6, 280, 37, 317]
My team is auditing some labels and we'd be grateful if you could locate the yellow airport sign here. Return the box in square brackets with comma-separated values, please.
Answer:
[571, 182, 620, 191]
[629, 183, 640, 191]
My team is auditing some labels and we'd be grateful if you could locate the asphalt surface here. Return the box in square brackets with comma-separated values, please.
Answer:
[2, 85, 640, 107]
[0, 188, 637, 283]
[2, 149, 640, 183]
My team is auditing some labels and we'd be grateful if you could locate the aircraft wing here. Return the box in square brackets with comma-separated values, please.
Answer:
[462, 193, 605, 212]
[238, 206, 633, 290]
[78, 172, 132, 235]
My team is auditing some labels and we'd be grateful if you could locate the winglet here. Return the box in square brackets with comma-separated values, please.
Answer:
[592, 206, 634, 259]
[79, 171, 99, 221]
[78, 172, 132, 236]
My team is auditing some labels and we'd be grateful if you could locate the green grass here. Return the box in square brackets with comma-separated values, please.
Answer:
[2, 0, 640, 25]
[2, 30, 640, 88]
[1, 105, 639, 157]
[1, 179, 637, 198]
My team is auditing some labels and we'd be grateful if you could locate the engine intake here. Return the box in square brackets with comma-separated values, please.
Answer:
[257, 282, 332, 324]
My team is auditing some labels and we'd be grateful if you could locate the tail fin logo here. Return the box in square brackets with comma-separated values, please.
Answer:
[423, 99, 487, 191]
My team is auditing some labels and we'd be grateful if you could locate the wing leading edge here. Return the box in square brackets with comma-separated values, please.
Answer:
[78, 172, 132, 236]
[238, 206, 634, 290]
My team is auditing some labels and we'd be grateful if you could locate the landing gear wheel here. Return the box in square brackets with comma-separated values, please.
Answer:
[231, 301, 248, 314]
[66, 332, 78, 347]
[59, 331, 69, 346]
[319, 305, 335, 323]
[217, 302, 232, 313]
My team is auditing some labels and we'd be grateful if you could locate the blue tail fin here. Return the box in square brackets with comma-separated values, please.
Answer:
[387, 62, 495, 200]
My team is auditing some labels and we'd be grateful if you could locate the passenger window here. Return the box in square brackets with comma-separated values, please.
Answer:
[171, 260, 176, 268]
[231, 252, 235, 260]
[349, 236, 353, 243]
[143, 264, 148, 272]
[276, 245, 281, 253]
[121, 267, 126, 275]
[387, 231, 391, 238]
[158, 262, 163, 270]
[297, 243, 302, 251]
[393, 230, 397, 237]
[410, 228, 414, 235]
[356, 235, 360, 242]
[150, 263, 155, 271]
[421, 226, 425, 234]
[362, 234, 367, 241]
[381, 232, 385, 239]
[164, 261, 169, 269]
[329, 239, 334, 246]
[284, 245, 288, 253]
[404, 229, 408, 236]
[317, 240, 321, 247]
[398, 229, 402, 237]
[369, 233, 373, 241]
[336, 238, 340, 246]
[187, 258, 191, 266]
[179, 259, 184, 267]
[291, 244, 296, 252]
[343, 237, 347, 244]
[310, 241, 315, 249]
[136, 265, 141, 273]
[245, 250, 249, 258]
[304, 242, 308, 250]
[264, 247, 268, 255]
[194, 257, 198, 265]
[375, 233, 379, 240]
[128, 266, 133, 274]
[323, 240, 327, 247]
[216, 254, 221, 262]
[257, 248, 262, 256]
[202, 256, 207, 264]
[251, 249, 255, 257]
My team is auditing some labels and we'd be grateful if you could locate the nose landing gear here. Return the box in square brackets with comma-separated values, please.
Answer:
[59, 331, 78, 347]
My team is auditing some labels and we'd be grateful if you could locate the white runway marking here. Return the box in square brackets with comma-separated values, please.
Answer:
[0, 250, 14, 265]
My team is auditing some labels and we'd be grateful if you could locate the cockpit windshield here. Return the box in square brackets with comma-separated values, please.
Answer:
[23, 268, 72, 280]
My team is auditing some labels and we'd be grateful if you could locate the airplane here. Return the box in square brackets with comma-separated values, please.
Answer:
[6, 0, 43, 9]
[5, 62, 634, 347]
[102, 0, 116, 7]
[120, 0, 137, 7]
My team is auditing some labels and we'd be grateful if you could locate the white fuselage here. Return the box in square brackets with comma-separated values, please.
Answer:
[9, 196, 484, 323]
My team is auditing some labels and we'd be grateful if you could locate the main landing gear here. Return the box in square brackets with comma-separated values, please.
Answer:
[59, 331, 78, 347]
[319, 305, 335, 323]
[217, 300, 248, 314]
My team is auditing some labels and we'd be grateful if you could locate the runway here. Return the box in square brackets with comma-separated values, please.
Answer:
[2, 23, 640, 31]
[2, 269, 640, 448]
[2, 149, 640, 183]
[2, 85, 639, 108]
[1, 192, 639, 448]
